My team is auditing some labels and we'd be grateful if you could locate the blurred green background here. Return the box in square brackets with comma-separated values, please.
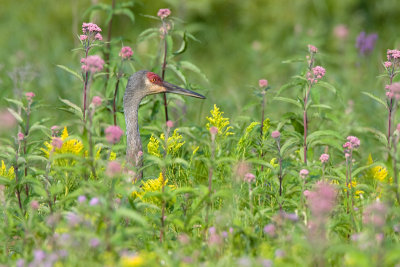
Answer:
[1, 0, 400, 134]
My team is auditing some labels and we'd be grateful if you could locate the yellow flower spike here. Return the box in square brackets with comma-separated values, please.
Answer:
[147, 135, 161, 158]
[132, 172, 175, 205]
[0, 160, 15, 180]
[367, 154, 390, 182]
[262, 118, 271, 136]
[161, 129, 185, 155]
[206, 104, 234, 136]
[41, 127, 84, 166]
[109, 151, 117, 161]
[121, 254, 144, 267]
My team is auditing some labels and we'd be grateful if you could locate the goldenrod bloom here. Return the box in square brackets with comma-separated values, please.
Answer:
[0, 160, 15, 180]
[206, 104, 233, 136]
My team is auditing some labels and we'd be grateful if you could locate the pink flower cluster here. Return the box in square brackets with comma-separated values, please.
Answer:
[387, 49, 400, 60]
[308, 44, 318, 53]
[244, 173, 256, 183]
[305, 181, 337, 216]
[51, 137, 63, 149]
[333, 24, 349, 40]
[299, 169, 309, 178]
[106, 161, 122, 177]
[385, 83, 400, 100]
[319, 153, 329, 163]
[82, 23, 102, 34]
[343, 135, 360, 158]
[307, 66, 326, 84]
[363, 202, 387, 228]
[91, 96, 102, 107]
[105, 125, 124, 144]
[271, 130, 280, 139]
[26, 92, 35, 102]
[343, 136, 360, 149]
[81, 55, 104, 73]
[0, 110, 16, 131]
[157, 8, 171, 19]
[119, 46, 133, 60]
[259, 79, 268, 88]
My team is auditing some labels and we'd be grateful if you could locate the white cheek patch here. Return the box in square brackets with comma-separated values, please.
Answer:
[145, 79, 166, 93]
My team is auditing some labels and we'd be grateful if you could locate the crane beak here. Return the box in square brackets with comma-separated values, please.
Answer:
[163, 81, 205, 99]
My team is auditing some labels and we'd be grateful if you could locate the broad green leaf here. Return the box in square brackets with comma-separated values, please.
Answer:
[59, 98, 83, 119]
[180, 61, 209, 83]
[310, 104, 332, 109]
[5, 98, 24, 108]
[56, 65, 83, 82]
[166, 64, 187, 84]
[114, 8, 135, 23]
[362, 91, 386, 108]
[173, 32, 187, 55]
[307, 130, 342, 145]
[7, 108, 23, 123]
[317, 81, 337, 94]
[273, 97, 302, 108]
[115, 208, 147, 226]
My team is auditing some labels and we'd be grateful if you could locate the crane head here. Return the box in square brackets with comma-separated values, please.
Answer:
[144, 71, 205, 99]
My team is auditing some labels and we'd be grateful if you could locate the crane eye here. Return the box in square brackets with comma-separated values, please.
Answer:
[152, 78, 156, 83]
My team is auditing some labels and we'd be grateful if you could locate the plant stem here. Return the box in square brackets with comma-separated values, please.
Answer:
[104, 0, 116, 83]
[14, 143, 23, 213]
[303, 84, 311, 165]
[392, 136, 400, 204]
[82, 47, 90, 122]
[160, 127, 170, 243]
[161, 20, 169, 122]
[205, 137, 215, 228]
[88, 109, 97, 179]
[23, 104, 31, 198]
[260, 92, 265, 171]
[113, 78, 120, 126]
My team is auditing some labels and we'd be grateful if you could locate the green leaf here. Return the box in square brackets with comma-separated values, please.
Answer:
[307, 130, 342, 145]
[273, 97, 302, 108]
[362, 92, 386, 108]
[180, 61, 209, 83]
[7, 108, 23, 123]
[360, 127, 387, 145]
[114, 8, 135, 23]
[173, 32, 187, 56]
[59, 98, 83, 119]
[280, 138, 300, 156]
[137, 28, 159, 42]
[166, 64, 187, 84]
[115, 208, 147, 226]
[5, 98, 24, 108]
[317, 81, 337, 94]
[56, 65, 83, 82]
[282, 57, 305, 64]
[83, 3, 111, 18]
[310, 104, 332, 109]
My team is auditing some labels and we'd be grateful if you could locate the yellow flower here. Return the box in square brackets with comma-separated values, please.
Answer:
[206, 104, 233, 136]
[132, 172, 175, 205]
[41, 127, 83, 166]
[109, 151, 117, 161]
[0, 160, 15, 180]
[160, 129, 185, 155]
[262, 118, 271, 137]
[121, 254, 144, 267]
[147, 135, 161, 157]
[367, 154, 389, 182]
[345, 180, 364, 198]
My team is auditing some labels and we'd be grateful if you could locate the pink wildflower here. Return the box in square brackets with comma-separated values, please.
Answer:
[157, 8, 171, 19]
[17, 132, 24, 141]
[77, 195, 86, 203]
[263, 224, 276, 237]
[305, 181, 337, 216]
[307, 66, 326, 84]
[25, 92, 35, 101]
[363, 202, 387, 228]
[79, 35, 87, 41]
[386, 83, 400, 100]
[387, 49, 400, 60]
[209, 126, 218, 136]
[333, 24, 349, 40]
[271, 130, 280, 139]
[346, 136, 360, 148]
[259, 79, 268, 88]
[30, 200, 40, 210]
[308, 44, 318, 53]
[319, 153, 329, 163]
[119, 46, 133, 60]
[106, 161, 122, 177]
[91, 96, 102, 107]
[51, 138, 63, 149]
[384, 61, 392, 68]
[299, 169, 309, 179]
[235, 161, 250, 182]
[82, 22, 102, 33]
[81, 55, 104, 73]
[0, 110, 17, 130]
[166, 120, 174, 128]
[397, 123, 400, 132]
[244, 173, 256, 183]
[95, 33, 102, 41]
[105, 125, 124, 144]
[89, 197, 99, 206]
